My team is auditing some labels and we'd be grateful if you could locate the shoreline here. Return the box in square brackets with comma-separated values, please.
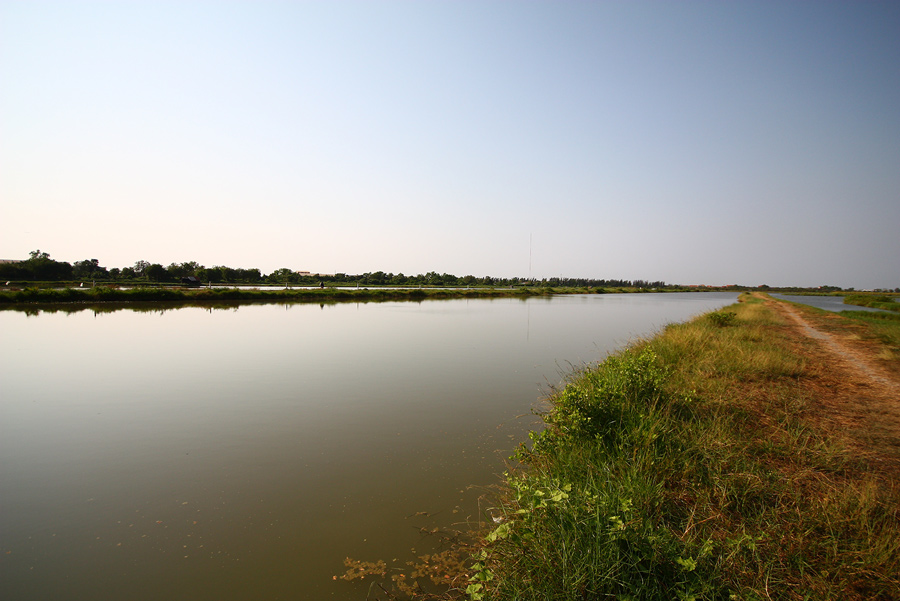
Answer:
[471, 292, 900, 600]
[347, 292, 900, 600]
[0, 285, 741, 308]
[0, 285, 560, 307]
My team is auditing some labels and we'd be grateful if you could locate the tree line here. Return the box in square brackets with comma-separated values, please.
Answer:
[0, 250, 675, 289]
[0, 251, 266, 284]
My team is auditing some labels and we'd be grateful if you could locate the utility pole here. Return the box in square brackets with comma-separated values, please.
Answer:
[529, 233, 533, 281]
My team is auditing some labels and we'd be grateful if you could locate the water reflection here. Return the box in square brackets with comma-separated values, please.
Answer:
[0, 298, 431, 317]
[0, 293, 737, 600]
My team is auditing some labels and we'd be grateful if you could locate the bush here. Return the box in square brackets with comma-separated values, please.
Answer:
[707, 311, 737, 327]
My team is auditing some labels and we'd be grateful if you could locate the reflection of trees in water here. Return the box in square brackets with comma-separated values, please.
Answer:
[6, 303, 182, 317]
[1, 299, 374, 317]
[0, 287, 535, 317]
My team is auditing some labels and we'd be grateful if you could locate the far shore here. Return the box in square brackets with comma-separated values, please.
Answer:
[0, 284, 735, 307]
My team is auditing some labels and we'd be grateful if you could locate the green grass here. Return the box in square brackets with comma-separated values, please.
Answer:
[843, 294, 900, 313]
[470, 293, 900, 601]
[840, 311, 900, 358]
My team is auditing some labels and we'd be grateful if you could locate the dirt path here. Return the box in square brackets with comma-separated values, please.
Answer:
[762, 294, 900, 472]
[774, 299, 900, 395]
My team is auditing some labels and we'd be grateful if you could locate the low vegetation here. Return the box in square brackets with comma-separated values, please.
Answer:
[349, 293, 900, 600]
[842, 311, 900, 356]
[705, 310, 738, 327]
[844, 293, 900, 313]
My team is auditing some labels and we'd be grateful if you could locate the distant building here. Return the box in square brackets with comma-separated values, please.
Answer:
[295, 271, 334, 277]
[181, 276, 202, 287]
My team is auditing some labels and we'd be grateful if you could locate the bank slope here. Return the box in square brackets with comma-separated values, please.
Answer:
[473, 293, 900, 601]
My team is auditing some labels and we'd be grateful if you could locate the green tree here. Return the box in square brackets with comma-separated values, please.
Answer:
[219, 266, 238, 282]
[133, 260, 150, 278]
[145, 263, 166, 282]
[196, 267, 222, 283]
[9, 251, 74, 280]
[236, 268, 261, 283]
[166, 263, 187, 280]
[73, 259, 107, 279]
[363, 271, 387, 285]
[268, 268, 297, 284]
[180, 261, 200, 275]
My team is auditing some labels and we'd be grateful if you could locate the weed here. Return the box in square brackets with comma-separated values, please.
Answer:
[707, 311, 737, 327]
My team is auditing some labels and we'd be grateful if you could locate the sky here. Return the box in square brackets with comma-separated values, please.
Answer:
[1, 1, 898, 288]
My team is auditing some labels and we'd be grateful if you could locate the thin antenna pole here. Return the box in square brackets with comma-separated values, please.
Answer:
[529, 233, 533, 281]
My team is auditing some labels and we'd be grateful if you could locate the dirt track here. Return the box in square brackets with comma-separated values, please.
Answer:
[764, 294, 900, 473]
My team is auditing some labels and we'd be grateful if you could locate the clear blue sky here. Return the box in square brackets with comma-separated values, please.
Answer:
[2, 1, 898, 288]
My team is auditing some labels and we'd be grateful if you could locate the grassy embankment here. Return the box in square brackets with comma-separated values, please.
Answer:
[843, 293, 900, 313]
[0, 285, 580, 307]
[836, 296, 900, 359]
[368, 293, 900, 601]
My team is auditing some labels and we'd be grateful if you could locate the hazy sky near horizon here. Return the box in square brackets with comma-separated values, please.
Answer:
[2, 1, 898, 288]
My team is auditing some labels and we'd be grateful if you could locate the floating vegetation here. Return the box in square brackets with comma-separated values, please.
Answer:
[338, 517, 478, 600]
[341, 548, 473, 600]
[339, 557, 388, 582]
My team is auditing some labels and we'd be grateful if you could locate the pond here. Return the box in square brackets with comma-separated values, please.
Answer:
[0, 292, 737, 601]
[770, 294, 893, 313]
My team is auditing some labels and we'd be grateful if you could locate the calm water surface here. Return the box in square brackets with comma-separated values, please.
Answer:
[1, 292, 737, 600]
[770, 294, 892, 313]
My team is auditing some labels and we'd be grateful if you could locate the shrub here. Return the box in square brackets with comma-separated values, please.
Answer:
[707, 311, 737, 327]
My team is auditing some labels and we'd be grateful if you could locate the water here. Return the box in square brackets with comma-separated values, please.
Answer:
[0, 292, 736, 601]
[770, 294, 892, 313]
